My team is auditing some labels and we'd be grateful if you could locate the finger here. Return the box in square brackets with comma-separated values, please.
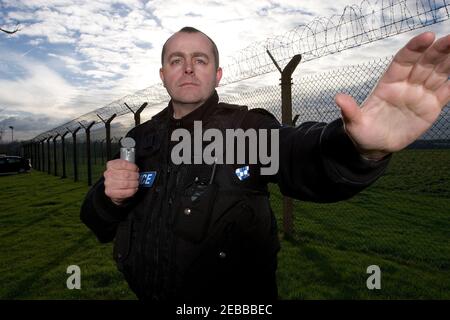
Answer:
[104, 169, 139, 181]
[104, 179, 139, 190]
[106, 159, 139, 172]
[396, 32, 435, 64]
[425, 61, 450, 92]
[424, 55, 450, 91]
[410, 34, 450, 85]
[335, 93, 362, 126]
[382, 32, 435, 84]
[106, 159, 138, 171]
[435, 80, 450, 107]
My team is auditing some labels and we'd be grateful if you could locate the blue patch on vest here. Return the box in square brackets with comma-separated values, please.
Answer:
[139, 171, 157, 187]
[235, 166, 250, 181]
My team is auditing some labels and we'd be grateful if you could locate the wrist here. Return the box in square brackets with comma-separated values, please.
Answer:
[110, 198, 125, 207]
[359, 151, 389, 161]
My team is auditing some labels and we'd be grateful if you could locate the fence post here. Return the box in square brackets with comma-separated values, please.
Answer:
[34, 141, 37, 171]
[124, 102, 148, 126]
[23, 143, 28, 163]
[32, 141, 37, 171]
[28, 143, 31, 164]
[46, 136, 52, 175]
[100, 139, 105, 164]
[61, 131, 69, 179]
[37, 141, 41, 171]
[93, 141, 97, 165]
[38, 141, 41, 170]
[79, 121, 96, 186]
[97, 114, 117, 161]
[40, 139, 46, 171]
[52, 134, 60, 176]
[35, 141, 39, 171]
[67, 126, 81, 182]
[267, 51, 302, 239]
[31, 140, 37, 170]
[293, 114, 300, 126]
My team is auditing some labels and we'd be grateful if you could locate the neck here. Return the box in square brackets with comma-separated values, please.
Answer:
[172, 101, 203, 119]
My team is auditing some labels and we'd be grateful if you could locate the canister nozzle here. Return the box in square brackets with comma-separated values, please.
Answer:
[120, 137, 136, 163]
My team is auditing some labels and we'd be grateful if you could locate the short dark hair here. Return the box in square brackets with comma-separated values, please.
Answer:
[161, 26, 220, 69]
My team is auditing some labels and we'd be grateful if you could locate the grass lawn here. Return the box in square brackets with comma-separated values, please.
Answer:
[0, 171, 133, 299]
[0, 149, 449, 299]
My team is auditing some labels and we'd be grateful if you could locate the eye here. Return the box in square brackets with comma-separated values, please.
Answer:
[195, 58, 207, 64]
[170, 58, 182, 65]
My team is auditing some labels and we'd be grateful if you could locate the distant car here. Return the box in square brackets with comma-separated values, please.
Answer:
[0, 156, 31, 174]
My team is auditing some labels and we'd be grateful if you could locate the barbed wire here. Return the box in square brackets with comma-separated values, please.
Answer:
[32, 0, 450, 141]
[221, 0, 450, 84]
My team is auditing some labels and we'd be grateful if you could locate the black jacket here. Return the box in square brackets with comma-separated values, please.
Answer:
[80, 91, 390, 301]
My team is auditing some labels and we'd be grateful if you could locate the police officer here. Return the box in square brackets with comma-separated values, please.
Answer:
[81, 27, 450, 300]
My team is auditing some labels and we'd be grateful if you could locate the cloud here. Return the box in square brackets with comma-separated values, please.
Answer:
[0, 53, 79, 118]
[0, 0, 449, 142]
[47, 52, 85, 74]
[0, 113, 66, 131]
[0, 112, 72, 142]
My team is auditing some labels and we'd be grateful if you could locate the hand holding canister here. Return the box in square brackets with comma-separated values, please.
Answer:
[103, 137, 139, 206]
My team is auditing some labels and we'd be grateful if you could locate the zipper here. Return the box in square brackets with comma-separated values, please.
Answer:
[152, 165, 169, 298]
[138, 125, 168, 300]
[150, 129, 173, 299]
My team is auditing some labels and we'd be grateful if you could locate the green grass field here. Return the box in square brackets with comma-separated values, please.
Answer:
[0, 149, 449, 299]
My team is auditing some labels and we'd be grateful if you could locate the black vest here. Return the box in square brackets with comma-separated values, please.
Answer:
[113, 96, 280, 301]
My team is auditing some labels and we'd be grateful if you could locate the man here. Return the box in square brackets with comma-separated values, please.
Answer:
[81, 27, 450, 301]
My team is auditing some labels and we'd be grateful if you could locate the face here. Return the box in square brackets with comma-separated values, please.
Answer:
[160, 32, 222, 108]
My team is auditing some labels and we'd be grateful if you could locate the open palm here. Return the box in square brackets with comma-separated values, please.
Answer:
[335, 32, 450, 160]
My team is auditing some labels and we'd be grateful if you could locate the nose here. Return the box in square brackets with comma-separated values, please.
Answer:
[184, 61, 194, 75]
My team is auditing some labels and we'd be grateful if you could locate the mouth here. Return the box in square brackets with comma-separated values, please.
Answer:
[179, 82, 199, 87]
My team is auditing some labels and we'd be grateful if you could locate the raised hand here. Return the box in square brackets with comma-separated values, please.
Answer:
[335, 32, 450, 160]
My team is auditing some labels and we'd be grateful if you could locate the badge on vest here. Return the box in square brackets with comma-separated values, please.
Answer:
[139, 171, 157, 187]
[235, 166, 250, 181]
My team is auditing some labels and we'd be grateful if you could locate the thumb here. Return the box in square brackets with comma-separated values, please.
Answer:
[335, 93, 362, 126]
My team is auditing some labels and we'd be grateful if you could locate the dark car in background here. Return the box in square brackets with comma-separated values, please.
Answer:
[0, 156, 31, 174]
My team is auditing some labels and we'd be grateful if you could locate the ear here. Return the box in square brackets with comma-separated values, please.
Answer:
[159, 68, 166, 87]
[215, 67, 223, 87]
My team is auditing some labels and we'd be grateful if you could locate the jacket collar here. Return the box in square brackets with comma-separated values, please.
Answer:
[152, 90, 219, 129]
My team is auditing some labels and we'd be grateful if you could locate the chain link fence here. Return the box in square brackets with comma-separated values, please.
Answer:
[19, 49, 450, 297]
[222, 56, 450, 143]
[219, 57, 449, 273]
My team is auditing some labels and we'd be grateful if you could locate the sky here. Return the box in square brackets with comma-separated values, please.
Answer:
[0, 0, 449, 141]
